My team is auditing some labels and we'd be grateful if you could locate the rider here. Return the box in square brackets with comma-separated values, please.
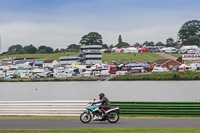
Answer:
[92, 93, 110, 117]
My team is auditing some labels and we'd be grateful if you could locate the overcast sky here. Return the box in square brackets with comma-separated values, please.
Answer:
[0, 0, 199, 52]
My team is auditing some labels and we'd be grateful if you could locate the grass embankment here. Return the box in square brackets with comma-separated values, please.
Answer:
[170, 53, 182, 58]
[0, 77, 102, 82]
[110, 72, 200, 81]
[0, 52, 77, 61]
[0, 129, 200, 133]
[103, 53, 164, 64]
[0, 52, 164, 63]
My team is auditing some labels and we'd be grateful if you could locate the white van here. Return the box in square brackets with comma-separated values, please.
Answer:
[186, 64, 197, 72]
[152, 67, 164, 73]
[101, 70, 110, 76]
[163, 68, 169, 73]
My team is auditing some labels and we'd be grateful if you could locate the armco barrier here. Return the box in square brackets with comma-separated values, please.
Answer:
[1, 101, 200, 116]
[0, 101, 89, 116]
[110, 101, 200, 116]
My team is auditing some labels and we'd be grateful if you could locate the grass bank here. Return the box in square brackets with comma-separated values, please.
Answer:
[110, 72, 200, 81]
[0, 52, 77, 61]
[103, 52, 164, 64]
[0, 129, 200, 133]
[0, 52, 164, 63]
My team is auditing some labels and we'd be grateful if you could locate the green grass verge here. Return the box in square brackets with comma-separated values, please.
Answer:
[103, 53, 164, 64]
[0, 129, 200, 133]
[170, 53, 182, 58]
[110, 72, 200, 81]
[0, 52, 77, 61]
[0, 52, 164, 63]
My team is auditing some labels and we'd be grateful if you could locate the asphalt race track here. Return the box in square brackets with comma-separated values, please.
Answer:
[0, 119, 200, 130]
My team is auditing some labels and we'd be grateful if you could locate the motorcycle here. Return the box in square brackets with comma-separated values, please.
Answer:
[80, 99, 120, 123]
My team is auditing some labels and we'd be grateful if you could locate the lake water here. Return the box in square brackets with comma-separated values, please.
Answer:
[0, 81, 200, 102]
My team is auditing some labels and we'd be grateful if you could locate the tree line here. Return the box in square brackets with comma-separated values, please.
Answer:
[2, 19, 200, 55]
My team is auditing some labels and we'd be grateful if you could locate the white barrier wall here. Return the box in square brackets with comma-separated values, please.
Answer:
[0, 101, 89, 116]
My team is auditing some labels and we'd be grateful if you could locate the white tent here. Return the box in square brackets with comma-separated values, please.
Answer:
[111, 47, 120, 53]
[123, 47, 138, 53]
[180, 45, 198, 50]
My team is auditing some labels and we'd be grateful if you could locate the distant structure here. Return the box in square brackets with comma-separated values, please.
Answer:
[118, 35, 122, 43]
[79, 45, 102, 65]
[59, 45, 102, 66]
[59, 56, 80, 66]
[0, 35, 1, 54]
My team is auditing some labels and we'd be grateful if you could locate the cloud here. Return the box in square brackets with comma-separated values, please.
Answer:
[0, 0, 200, 52]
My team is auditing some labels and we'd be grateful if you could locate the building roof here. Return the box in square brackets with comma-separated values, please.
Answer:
[60, 56, 79, 59]
[153, 59, 171, 65]
[153, 59, 182, 65]
[43, 60, 54, 63]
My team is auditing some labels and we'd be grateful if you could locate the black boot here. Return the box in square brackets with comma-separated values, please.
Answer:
[102, 111, 108, 118]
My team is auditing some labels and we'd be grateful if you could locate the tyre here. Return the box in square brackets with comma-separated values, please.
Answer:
[80, 112, 91, 123]
[107, 111, 119, 123]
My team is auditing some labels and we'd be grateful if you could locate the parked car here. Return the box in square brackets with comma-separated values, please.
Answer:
[179, 49, 188, 54]
[163, 68, 169, 73]
[85, 69, 93, 75]
[83, 71, 91, 77]
[165, 49, 176, 53]
[101, 70, 110, 76]
[172, 49, 180, 53]
[116, 71, 128, 76]
[125, 70, 140, 75]
[152, 67, 164, 73]
[55, 73, 67, 78]
[65, 73, 72, 78]
[187, 50, 195, 54]
[172, 66, 179, 72]
[94, 71, 101, 77]
[46, 72, 55, 78]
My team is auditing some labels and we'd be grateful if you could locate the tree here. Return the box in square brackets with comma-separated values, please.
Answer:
[115, 35, 130, 48]
[155, 41, 165, 46]
[109, 44, 114, 49]
[23, 44, 37, 54]
[66, 44, 80, 52]
[60, 48, 66, 53]
[118, 35, 122, 43]
[185, 35, 200, 46]
[37, 49, 47, 54]
[8, 44, 23, 53]
[115, 42, 130, 48]
[166, 38, 175, 47]
[80, 32, 103, 45]
[102, 44, 109, 49]
[143, 41, 154, 46]
[38, 45, 54, 53]
[178, 20, 200, 44]
[54, 48, 60, 53]
[18, 49, 26, 54]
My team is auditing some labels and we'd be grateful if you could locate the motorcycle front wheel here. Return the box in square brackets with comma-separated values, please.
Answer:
[80, 112, 91, 123]
[107, 111, 119, 123]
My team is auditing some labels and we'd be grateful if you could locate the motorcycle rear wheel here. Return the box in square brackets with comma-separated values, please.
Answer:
[80, 112, 91, 123]
[107, 111, 119, 123]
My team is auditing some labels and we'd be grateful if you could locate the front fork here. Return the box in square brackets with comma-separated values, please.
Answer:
[84, 110, 93, 117]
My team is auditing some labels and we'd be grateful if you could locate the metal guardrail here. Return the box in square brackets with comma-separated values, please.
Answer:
[0, 100, 89, 116]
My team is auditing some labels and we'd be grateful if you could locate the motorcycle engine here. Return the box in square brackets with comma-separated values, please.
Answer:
[94, 112, 101, 117]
